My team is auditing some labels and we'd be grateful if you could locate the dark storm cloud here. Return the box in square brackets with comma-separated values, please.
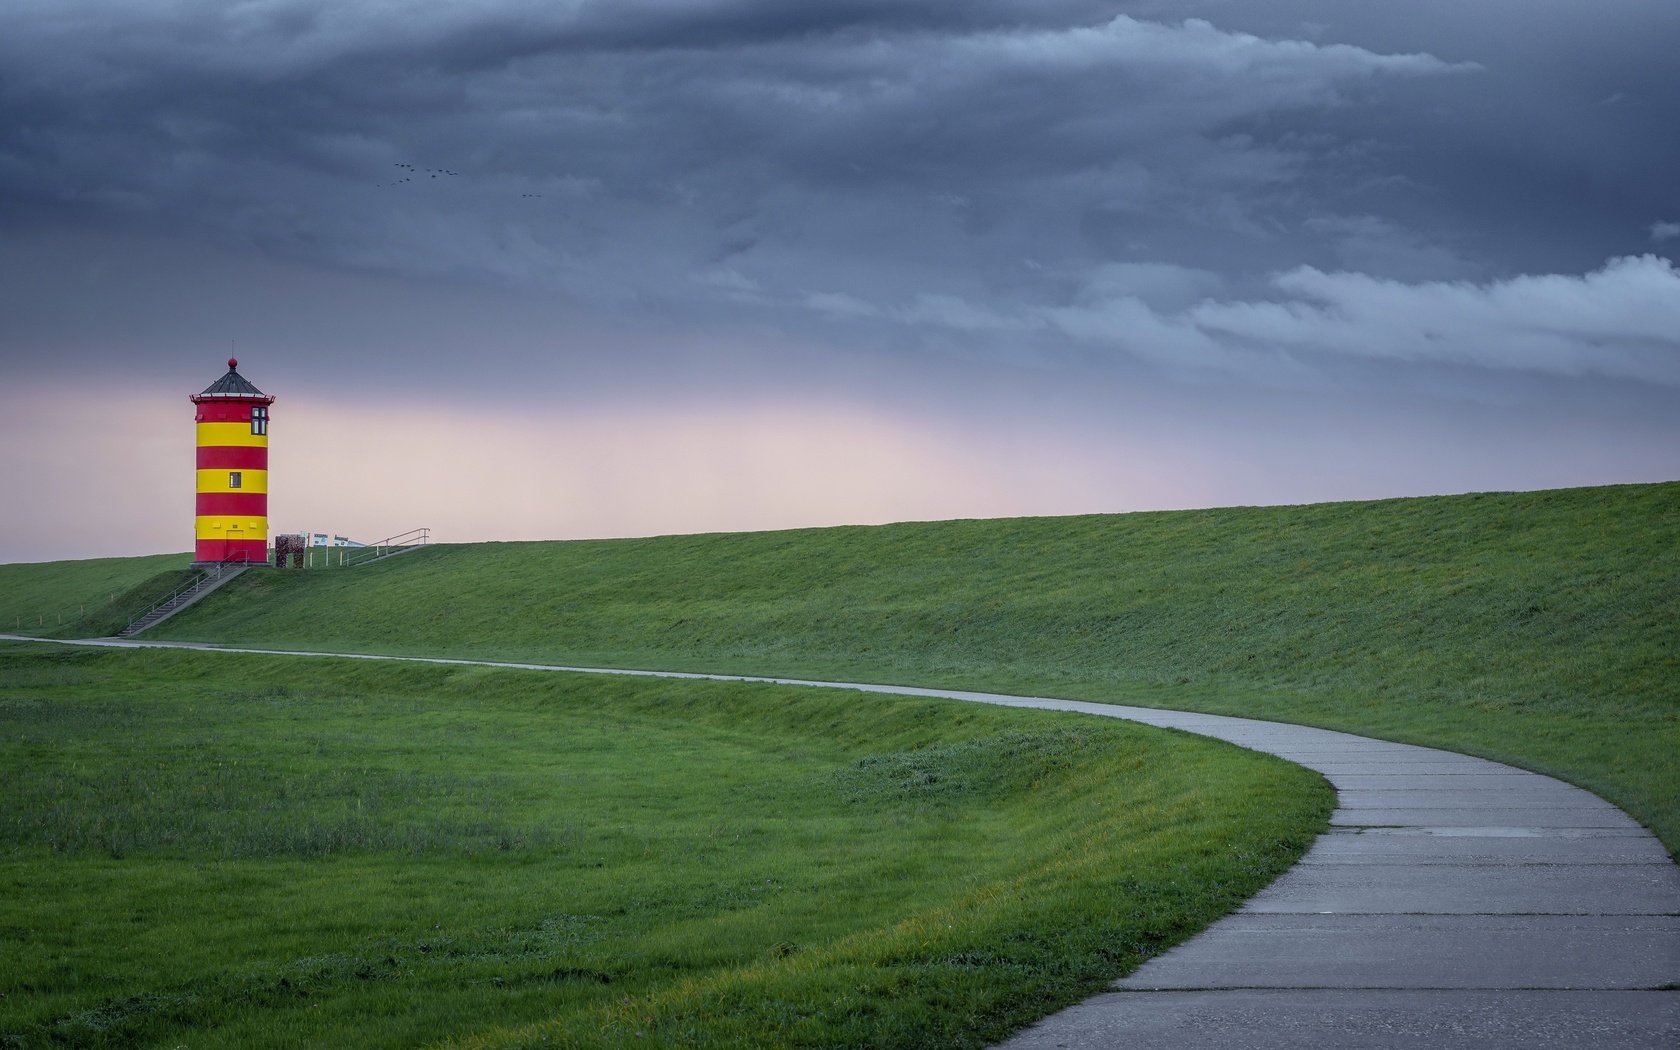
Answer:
[1, 0, 1676, 388]
[0, 3, 1461, 264]
[1209, 1, 1680, 272]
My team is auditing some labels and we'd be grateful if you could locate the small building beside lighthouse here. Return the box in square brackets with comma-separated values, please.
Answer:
[191, 358, 274, 564]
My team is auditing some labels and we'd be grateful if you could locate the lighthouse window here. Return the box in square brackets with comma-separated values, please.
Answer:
[229, 471, 243, 489]
[251, 406, 268, 435]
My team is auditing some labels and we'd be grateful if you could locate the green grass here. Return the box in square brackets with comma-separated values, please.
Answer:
[140, 481, 1679, 852]
[0, 644, 1330, 1048]
[0, 552, 193, 638]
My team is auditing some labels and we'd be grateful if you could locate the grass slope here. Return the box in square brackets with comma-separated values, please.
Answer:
[147, 482, 1680, 851]
[0, 552, 193, 638]
[0, 645, 1329, 1048]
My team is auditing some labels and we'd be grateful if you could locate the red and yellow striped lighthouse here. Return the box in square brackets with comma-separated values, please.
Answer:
[191, 358, 274, 564]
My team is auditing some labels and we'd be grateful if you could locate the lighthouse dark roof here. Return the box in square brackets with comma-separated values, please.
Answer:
[195, 357, 270, 399]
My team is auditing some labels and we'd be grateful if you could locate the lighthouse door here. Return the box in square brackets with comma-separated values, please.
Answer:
[205, 521, 241, 562]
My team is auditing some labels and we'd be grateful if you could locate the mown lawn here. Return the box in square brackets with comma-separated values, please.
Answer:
[0, 644, 1330, 1049]
[142, 482, 1679, 853]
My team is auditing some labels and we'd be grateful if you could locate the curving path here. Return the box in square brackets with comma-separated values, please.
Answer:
[6, 635, 1679, 1047]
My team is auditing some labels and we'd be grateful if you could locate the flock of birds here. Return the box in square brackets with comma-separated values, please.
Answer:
[376, 162, 543, 198]
[377, 162, 461, 187]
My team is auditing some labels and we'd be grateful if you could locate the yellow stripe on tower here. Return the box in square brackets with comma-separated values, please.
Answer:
[195, 422, 270, 448]
[196, 469, 268, 494]
[194, 517, 269, 540]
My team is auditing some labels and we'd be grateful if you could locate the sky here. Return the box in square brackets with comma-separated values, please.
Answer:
[2, 0, 1677, 563]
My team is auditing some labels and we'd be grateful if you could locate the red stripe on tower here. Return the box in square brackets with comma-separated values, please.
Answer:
[196, 446, 270, 470]
[195, 492, 270, 516]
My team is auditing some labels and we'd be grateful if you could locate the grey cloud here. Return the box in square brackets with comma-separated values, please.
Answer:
[0, 3, 1471, 308]
[1044, 294, 1261, 375]
[1299, 214, 1479, 283]
[839, 254, 1680, 387]
[1084, 254, 1679, 386]
[1197, 255, 1680, 384]
[803, 290, 881, 320]
[1068, 262, 1227, 311]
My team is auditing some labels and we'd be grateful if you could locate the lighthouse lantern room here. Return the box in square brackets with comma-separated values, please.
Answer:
[191, 358, 274, 565]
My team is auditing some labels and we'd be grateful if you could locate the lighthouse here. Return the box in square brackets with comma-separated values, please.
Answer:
[191, 358, 274, 564]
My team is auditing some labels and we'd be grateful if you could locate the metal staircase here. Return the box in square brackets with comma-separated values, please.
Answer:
[119, 563, 251, 637]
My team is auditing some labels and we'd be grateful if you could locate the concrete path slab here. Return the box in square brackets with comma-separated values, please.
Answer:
[1111, 915, 1680, 990]
[6, 634, 1678, 1048]
[997, 990, 1680, 1050]
[1330, 788, 1622, 808]
[1328, 806, 1644, 828]
[1239, 862, 1680, 914]
[1308, 761, 1533, 776]
[1301, 828, 1671, 865]
[1327, 773, 1569, 788]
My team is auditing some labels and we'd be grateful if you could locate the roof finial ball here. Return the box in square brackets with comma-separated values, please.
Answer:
[228, 356, 239, 370]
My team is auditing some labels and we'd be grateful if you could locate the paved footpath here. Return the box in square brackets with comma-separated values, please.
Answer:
[6, 635, 1678, 1047]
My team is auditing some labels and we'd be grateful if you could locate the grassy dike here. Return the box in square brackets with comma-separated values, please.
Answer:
[141, 481, 1680, 852]
[0, 644, 1330, 1048]
[0, 552, 192, 638]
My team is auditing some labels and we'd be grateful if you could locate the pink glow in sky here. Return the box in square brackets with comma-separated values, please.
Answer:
[2, 373, 1671, 564]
